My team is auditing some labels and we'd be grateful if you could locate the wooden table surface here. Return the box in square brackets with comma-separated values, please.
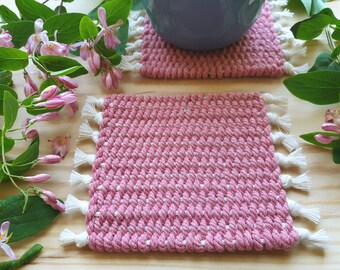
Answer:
[1, 1, 340, 269]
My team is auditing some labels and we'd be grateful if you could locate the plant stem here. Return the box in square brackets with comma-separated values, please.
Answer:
[326, 26, 340, 63]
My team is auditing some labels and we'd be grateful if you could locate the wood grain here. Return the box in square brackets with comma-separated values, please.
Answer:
[0, 1, 340, 269]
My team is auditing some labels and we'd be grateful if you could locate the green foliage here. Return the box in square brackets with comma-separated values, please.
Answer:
[101, 0, 132, 24]
[0, 244, 43, 270]
[95, 39, 122, 65]
[0, 85, 18, 115]
[3, 91, 18, 130]
[79, 16, 98, 40]
[0, 47, 29, 71]
[15, 0, 56, 21]
[2, 21, 35, 48]
[332, 148, 340, 163]
[115, 20, 129, 55]
[0, 71, 13, 86]
[291, 14, 331, 40]
[131, 0, 144, 10]
[284, 70, 340, 105]
[0, 5, 20, 23]
[38, 55, 88, 78]
[0, 194, 60, 242]
[44, 13, 86, 44]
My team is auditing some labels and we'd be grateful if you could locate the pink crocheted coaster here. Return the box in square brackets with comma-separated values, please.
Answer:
[120, 1, 308, 79]
[88, 93, 299, 252]
[62, 93, 328, 252]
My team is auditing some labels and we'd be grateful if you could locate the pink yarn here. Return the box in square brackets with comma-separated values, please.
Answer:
[87, 93, 298, 252]
[140, 3, 285, 79]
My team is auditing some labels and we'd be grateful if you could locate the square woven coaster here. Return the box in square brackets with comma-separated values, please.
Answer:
[119, 1, 308, 79]
[86, 93, 299, 252]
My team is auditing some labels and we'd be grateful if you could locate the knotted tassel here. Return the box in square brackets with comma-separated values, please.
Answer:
[295, 227, 329, 249]
[82, 102, 103, 125]
[269, 0, 288, 9]
[284, 62, 309, 76]
[262, 93, 287, 107]
[278, 32, 295, 44]
[126, 40, 143, 54]
[59, 229, 89, 248]
[73, 148, 95, 168]
[287, 198, 320, 224]
[65, 194, 89, 215]
[86, 96, 104, 109]
[274, 148, 307, 169]
[271, 132, 299, 152]
[283, 43, 307, 60]
[267, 112, 291, 132]
[272, 9, 294, 21]
[279, 173, 311, 191]
[118, 57, 143, 72]
[69, 170, 92, 186]
[79, 120, 99, 144]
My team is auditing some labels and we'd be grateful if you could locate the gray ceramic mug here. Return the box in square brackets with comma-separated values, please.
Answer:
[143, 0, 265, 51]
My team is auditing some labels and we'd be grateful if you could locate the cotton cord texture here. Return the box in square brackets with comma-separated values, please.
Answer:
[119, 0, 309, 79]
[60, 93, 328, 252]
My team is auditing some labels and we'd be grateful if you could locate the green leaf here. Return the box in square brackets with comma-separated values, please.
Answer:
[26, 106, 62, 116]
[332, 28, 340, 41]
[332, 148, 340, 164]
[291, 14, 331, 40]
[283, 70, 340, 104]
[0, 244, 43, 270]
[94, 38, 122, 65]
[88, 1, 103, 20]
[0, 70, 13, 86]
[0, 194, 60, 243]
[0, 135, 15, 153]
[3, 91, 19, 130]
[54, 5, 67, 14]
[15, 0, 56, 21]
[299, 0, 312, 14]
[132, 0, 144, 10]
[310, 0, 328, 15]
[50, 66, 82, 76]
[44, 13, 86, 44]
[37, 55, 87, 78]
[309, 52, 333, 72]
[0, 5, 20, 23]
[101, 0, 132, 25]
[0, 84, 18, 115]
[0, 47, 29, 71]
[2, 21, 34, 48]
[300, 131, 340, 148]
[79, 16, 98, 40]
[331, 44, 340, 60]
[115, 20, 129, 55]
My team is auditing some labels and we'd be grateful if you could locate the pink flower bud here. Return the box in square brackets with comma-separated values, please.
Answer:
[51, 200, 65, 212]
[31, 112, 59, 123]
[48, 135, 71, 158]
[56, 76, 78, 89]
[88, 50, 101, 74]
[58, 92, 77, 104]
[33, 85, 59, 102]
[64, 100, 79, 117]
[41, 189, 57, 203]
[25, 129, 39, 139]
[23, 73, 38, 97]
[0, 29, 14, 47]
[34, 19, 44, 33]
[23, 174, 51, 183]
[21, 118, 31, 136]
[314, 134, 338, 144]
[35, 98, 64, 109]
[321, 123, 340, 133]
[38, 154, 62, 164]
[80, 42, 90, 60]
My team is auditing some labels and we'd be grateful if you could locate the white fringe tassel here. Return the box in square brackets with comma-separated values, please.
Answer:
[283, 43, 307, 60]
[262, 93, 287, 107]
[73, 148, 95, 168]
[269, 0, 288, 9]
[267, 112, 291, 132]
[69, 170, 92, 186]
[65, 194, 89, 215]
[280, 173, 312, 191]
[272, 9, 294, 21]
[271, 132, 299, 152]
[82, 101, 103, 125]
[86, 96, 104, 109]
[79, 120, 99, 144]
[284, 62, 309, 76]
[287, 198, 320, 224]
[59, 229, 89, 248]
[274, 148, 307, 169]
[295, 227, 329, 249]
